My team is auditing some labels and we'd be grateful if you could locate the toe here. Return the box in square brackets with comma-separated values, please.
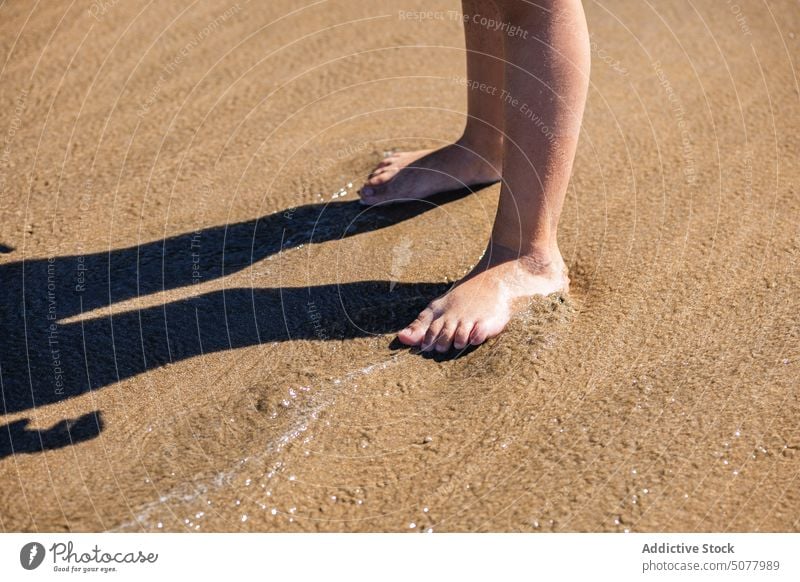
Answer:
[359, 185, 401, 207]
[398, 308, 434, 346]
[469, 321, 490, 346]
[359, 184, 391, 204]
[469, 320, 505, 346]
[434, 322, 457, 352]
[367, 168, 395, 186]
[453, 321, 474, 350]
[420, 318, 444, 352]
[368, 166, 388, 179]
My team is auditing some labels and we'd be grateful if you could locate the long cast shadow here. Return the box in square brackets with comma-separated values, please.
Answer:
[1, 281, 447, 415]
[0, 194, 471, 418]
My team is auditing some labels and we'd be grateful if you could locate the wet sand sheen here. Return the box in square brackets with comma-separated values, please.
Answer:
[0, 0, 798, 532]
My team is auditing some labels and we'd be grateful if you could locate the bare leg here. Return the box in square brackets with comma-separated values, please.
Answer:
[398, 0, 590, 350]
[359, 0, 505, 205]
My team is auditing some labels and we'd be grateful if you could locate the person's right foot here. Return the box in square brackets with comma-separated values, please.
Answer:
[359, 140, 502, 206]
[397, 245, 569, 352]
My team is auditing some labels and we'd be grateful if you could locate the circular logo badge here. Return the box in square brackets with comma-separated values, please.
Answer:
[20, 542, 46, 570]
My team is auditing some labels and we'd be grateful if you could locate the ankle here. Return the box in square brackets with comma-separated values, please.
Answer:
[455, 130, 503, 164]
[484, 240, 563, 274]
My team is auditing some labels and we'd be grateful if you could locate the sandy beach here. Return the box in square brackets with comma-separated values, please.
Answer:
[0, 0, 798, 532]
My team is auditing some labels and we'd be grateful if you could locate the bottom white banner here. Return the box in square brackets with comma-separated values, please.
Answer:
[1, 533, 797, 581]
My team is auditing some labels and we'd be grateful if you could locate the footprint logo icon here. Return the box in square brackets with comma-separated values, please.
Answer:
[20, 542, 46, 570]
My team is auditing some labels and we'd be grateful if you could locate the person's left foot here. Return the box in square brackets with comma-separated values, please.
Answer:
[359, 141, 501, 206]
[397, 247, 568, 351]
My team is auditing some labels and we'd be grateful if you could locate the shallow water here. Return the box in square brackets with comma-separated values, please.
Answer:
[0, 0, 798, 533]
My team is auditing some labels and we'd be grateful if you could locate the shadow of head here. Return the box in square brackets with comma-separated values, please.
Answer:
[0, 411, 103, 459]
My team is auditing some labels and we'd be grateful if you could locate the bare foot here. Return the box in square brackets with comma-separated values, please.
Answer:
[359, 140, 501, 206]
[397, 246, 568, 351]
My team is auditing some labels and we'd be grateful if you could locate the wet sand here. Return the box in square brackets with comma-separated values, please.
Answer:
[0, 0, 798, 532]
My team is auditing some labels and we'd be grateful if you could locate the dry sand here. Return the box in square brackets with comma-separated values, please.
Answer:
[0, 0, 798, 532]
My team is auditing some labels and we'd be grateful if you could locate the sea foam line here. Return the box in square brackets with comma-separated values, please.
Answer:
[112, 354, 405, 531]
